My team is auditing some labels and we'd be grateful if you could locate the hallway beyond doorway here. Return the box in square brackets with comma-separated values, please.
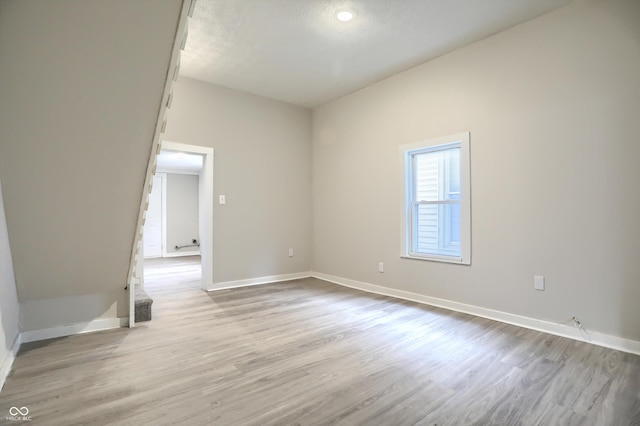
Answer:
[144, 255, 202, 298]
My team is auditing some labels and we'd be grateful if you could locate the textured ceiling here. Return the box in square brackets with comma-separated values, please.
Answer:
[180, 0, 573, 108]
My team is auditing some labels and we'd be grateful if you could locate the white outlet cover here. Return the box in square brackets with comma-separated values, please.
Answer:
[534, 275, 545, 291]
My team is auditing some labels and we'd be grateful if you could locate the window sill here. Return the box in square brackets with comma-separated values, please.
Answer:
[401, 254, 470, 266]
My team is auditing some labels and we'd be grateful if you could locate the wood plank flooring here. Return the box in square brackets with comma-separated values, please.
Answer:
[1, 256, 639, 425]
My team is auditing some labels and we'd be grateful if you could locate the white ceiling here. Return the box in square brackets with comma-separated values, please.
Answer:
[180, 0, 572, 108]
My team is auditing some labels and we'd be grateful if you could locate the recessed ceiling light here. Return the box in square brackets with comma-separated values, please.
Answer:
[336, 10, 354, 22]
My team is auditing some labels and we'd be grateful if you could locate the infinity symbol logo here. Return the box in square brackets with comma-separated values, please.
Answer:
[9, 406, 29, 416]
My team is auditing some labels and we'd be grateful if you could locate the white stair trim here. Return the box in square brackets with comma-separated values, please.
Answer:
[126, 0, 194, 328]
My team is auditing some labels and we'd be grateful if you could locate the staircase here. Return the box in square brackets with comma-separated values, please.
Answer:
[128, 0, 197, 325]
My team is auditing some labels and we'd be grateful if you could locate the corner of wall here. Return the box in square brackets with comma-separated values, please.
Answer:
[0, 178, 21, 392]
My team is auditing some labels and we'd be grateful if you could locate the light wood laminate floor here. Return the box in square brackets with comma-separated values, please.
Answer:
[1, 257, 639, 425]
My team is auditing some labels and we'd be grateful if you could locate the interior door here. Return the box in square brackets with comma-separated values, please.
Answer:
[143, 174, 164, 258]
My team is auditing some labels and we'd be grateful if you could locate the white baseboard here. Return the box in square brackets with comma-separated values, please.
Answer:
[312, 272, 640, 356]
[207, 271, 312, 292]
[20, 317, 129, 344]
[0, 333, 21, 392]
[163, 251, 200, 258]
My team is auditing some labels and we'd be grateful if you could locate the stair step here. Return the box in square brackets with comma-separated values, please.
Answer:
[134, 284, 153, 322]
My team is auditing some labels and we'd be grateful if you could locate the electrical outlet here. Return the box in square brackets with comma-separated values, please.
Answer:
[378, 262, 384, 273]
[288, 248, 294, 257]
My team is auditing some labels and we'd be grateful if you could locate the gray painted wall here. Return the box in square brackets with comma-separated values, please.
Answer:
[312, 0, 640, 342]
[166, 173, 200, 255]
[164, 78, 313, 283]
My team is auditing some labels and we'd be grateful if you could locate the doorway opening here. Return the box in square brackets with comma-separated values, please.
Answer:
[138, 142, 213, 320]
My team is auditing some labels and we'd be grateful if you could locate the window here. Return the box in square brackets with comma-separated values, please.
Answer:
[400, 132, 471, 264]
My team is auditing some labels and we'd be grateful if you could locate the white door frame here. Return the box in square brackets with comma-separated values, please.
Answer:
[161, 141, 214, 291]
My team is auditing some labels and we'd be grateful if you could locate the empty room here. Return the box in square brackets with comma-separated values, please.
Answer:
[0, 0, 639, 425]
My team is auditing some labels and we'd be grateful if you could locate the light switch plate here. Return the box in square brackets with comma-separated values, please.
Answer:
[534, 275, 545, 291]
[219, 195, 226, 205]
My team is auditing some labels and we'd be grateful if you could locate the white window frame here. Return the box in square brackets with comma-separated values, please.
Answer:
[400, 132, 471, 265]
